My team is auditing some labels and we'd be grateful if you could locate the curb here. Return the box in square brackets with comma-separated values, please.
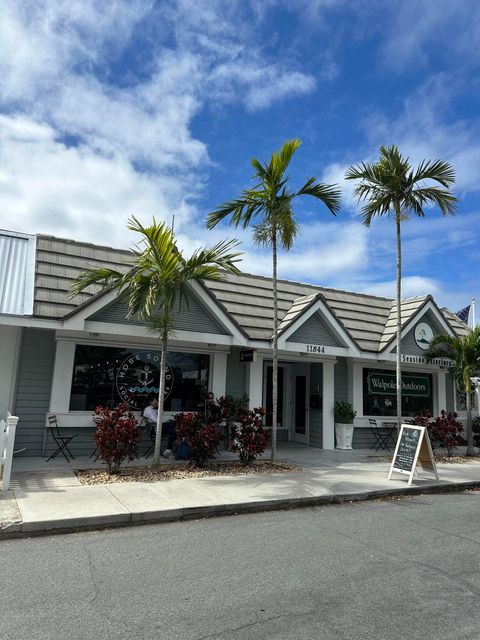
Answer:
[1, 479, 479, 541]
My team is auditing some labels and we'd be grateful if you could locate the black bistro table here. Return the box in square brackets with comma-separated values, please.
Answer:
[382, 421, 398, 450]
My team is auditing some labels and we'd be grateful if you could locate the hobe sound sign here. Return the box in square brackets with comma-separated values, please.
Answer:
[116, 351, 173, 410]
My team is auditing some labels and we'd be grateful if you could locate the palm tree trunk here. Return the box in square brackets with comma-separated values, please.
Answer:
[465, 379, 475, 456]
[395, 203, 402, 434]
[153, 335, 167, 466]
[271, 232, 278, 463]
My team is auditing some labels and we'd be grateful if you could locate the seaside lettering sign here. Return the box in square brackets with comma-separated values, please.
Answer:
[388, 424, 439, 486]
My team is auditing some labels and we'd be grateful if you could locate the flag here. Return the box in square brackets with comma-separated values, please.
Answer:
[455, 305, 471, 324]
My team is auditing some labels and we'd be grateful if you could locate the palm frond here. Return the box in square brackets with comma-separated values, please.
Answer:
[68, 267, 124, 299]
[410, 159, 456, 188]
[409, 187, 457, 216]
[295, 178, 341, 214]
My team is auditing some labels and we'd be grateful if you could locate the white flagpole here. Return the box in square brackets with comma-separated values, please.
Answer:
[471, 297, 476, 328]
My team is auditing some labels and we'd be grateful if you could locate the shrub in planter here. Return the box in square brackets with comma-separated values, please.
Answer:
[229, 407, 268, 466]
[174, 411, 223, 467]
[92, 403, 140, 474]
[334, 401, 356, 424]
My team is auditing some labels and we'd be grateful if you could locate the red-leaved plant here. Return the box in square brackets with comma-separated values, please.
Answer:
[92, 403, 140, 474]
[412, 409, 464, 457]
[429, 410, 464, 457]
[229, 407, 268, 466]
[174, 411, 222, 467]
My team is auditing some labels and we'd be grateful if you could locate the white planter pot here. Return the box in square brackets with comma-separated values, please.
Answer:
[335, 423, 354, 450]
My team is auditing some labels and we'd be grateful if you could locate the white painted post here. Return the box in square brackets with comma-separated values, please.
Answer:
[351, 363, 364, 418]
[247, 356, 263, 409]
[323, 361, 335, 449]
[211, 352, 228, 399]
[1, 414, 19, 491]
[436, 370, 447, 414]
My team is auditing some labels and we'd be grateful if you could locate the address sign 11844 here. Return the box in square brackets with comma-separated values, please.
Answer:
[305, 345, 326, 354]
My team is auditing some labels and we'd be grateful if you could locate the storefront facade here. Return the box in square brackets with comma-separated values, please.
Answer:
[0, 229, 474, 456]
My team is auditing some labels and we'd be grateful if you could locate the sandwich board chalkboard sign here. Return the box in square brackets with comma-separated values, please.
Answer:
[388, 424, 439, 486]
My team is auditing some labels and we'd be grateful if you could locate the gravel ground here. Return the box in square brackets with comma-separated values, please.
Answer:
[75, 460, 301, 484]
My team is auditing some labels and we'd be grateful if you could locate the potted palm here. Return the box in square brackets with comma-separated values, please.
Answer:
[334, 401, 357, 450]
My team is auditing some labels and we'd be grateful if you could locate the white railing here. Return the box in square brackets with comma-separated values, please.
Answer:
[1, 414, 19, 491]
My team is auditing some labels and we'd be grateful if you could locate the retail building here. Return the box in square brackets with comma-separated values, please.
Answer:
[0, 228, 472, 456]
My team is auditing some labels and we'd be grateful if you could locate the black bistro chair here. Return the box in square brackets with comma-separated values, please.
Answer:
[368, 418, 390, 451]
[46, 415, 76, 462]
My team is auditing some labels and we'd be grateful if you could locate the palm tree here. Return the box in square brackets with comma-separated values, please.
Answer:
[428, 327, 480, 456]
[206, 139, 341, 461]
[345, 145, 457, 431]
[70, 216, 242, 465]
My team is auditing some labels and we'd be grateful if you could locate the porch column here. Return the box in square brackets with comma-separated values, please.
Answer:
[0, 325, 21, 415]
[50, 340, 76, 413]
[436, 370, 447, 414]
[247, 356, 263, 409]
[211, 351, 228, 399]
[352, 363, 363, 417]
[323, 360, 335, 449]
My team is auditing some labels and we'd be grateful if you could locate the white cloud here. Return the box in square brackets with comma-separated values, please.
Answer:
[359, 276, 442, 300]
[0, 114, 194, 248]
[378, 0, 480, 73]
[0, 0, 319, 249]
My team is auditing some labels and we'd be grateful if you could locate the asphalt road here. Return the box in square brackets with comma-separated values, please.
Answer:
[3, 491, 480, 640]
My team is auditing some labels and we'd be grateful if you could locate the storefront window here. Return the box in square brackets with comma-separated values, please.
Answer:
[363, 368, 433, 417]
[69, 345, 209, 412]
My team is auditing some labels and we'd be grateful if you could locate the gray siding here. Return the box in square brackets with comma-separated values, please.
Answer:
[446, 372, 455, 411]
[288, 312, 341, 346]
[334, 358, 348, 403]
[397, 310, 446, 355]
[14, 328, 55, 455]
[43, 427, 155, 458]
[353, 427, 382, 449]
[309, 363, 323, 448]
[225, 349, 248, 399]
[89, 294, 228, 335]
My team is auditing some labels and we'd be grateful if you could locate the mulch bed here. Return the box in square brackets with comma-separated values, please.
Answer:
[75, 460, 302, 485]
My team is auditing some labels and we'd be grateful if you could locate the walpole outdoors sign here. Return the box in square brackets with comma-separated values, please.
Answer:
[367, 372, 430, 397]
[116, 351, 173, 410]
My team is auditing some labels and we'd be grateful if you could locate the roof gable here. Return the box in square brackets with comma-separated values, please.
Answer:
[88, 291, 229, 335]
[381, 297, 456, 354]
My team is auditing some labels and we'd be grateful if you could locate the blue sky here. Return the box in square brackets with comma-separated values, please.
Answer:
[1, 1, 479, 315]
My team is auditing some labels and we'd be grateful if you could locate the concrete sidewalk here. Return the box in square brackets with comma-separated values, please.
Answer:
[2, 445, 480, 538]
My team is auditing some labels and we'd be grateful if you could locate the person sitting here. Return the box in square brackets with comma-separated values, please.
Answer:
[142, 395, 176, 457]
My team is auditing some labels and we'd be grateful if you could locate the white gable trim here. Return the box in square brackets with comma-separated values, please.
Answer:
[381, 299, 455, 355]
[277, 297, 361, 355]
[62, 279, 246, 344]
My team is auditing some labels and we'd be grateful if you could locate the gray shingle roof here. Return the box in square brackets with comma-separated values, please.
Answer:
[34, 235, 133, 318]
[207, 272, 393, 351]
[11, 231, 466, 352]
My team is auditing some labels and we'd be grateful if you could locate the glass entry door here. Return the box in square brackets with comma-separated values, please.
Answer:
[290, 364, 309, 444]
[264, 365, 284, 427]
